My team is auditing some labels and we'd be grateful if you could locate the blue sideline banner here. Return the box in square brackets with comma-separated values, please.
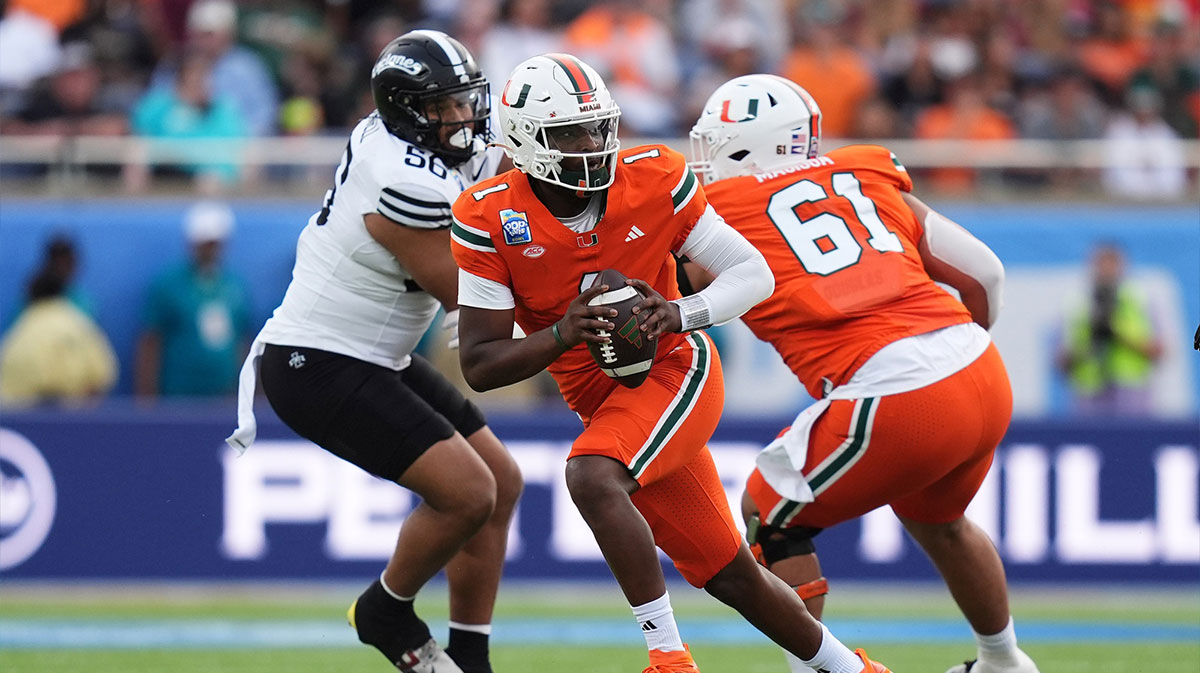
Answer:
[1, 407, 1196, 582]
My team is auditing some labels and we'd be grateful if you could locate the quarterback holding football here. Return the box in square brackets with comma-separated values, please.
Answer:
[451, 53, 890, 673]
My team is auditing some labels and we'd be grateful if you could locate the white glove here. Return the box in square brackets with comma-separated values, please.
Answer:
[442, 309, 460, 350]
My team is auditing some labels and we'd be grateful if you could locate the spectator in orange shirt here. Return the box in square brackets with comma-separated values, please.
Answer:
[563, 0, 681, 136]
[780, 21, 875, 138]
[914, 74, 1016, 193]
[1077, 2, 1148, 105]
[7, 0, 86, 33]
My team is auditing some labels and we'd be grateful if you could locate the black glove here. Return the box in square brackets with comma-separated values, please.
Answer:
[1193, 322, 1199, 351]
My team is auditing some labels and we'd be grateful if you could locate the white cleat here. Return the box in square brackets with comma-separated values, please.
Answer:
[945, 650, 1040, 673]
[392, 637, 464, 673]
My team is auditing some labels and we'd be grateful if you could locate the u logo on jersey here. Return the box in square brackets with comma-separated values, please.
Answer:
[500, 209, 532, 245]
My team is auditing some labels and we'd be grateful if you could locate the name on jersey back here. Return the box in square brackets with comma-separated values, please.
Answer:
[755, 156, 836, 183]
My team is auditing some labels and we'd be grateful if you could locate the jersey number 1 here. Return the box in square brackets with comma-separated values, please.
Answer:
[767, 172, 903, 276]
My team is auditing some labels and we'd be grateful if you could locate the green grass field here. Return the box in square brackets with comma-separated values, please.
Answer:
[1, 581, 1196, 672]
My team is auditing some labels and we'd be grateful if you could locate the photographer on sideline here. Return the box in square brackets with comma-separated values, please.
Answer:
[1058, 242, 1163, 416]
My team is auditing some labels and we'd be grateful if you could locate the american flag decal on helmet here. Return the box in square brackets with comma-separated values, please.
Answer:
[790, 129, 809, 155]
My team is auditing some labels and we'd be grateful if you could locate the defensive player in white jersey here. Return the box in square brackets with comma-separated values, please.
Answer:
[226, 30, 519, 673]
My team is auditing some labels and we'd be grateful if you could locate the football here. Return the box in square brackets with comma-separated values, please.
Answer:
[587, 269, 657, 388]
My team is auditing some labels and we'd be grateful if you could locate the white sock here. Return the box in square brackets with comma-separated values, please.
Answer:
[379, 572, 416, 602]
[800, 622, 865, 673]
[975, 617, 1020, 665]
[632, 592, 685, 653]
[784, 649, 819, 673]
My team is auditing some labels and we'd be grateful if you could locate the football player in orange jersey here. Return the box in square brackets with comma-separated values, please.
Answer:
[685, 74, 1040, 673]
[452, 54, 891, 673]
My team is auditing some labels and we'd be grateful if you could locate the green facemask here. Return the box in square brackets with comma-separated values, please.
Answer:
[559, 165, 609, 190]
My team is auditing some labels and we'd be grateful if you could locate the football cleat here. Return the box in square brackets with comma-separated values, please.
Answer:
[348, 583, 461, 673]
[385, 637, 464, 673]
[642, 644, 701, 673]
[854, 648, 893, 673]
[945, 650, 1040, 673]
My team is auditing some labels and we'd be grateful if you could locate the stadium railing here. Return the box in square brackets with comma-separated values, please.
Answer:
[1, 135, 1198, 196]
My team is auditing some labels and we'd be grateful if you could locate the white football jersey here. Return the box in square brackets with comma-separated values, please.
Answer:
[257, 111, 506, 370]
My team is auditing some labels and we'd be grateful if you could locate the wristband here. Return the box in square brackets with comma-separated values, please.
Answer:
[671, 295, 712, 331]
[551, 321, 569, 349]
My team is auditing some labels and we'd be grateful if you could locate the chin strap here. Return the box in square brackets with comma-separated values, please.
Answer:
[791, 577, 829, 601]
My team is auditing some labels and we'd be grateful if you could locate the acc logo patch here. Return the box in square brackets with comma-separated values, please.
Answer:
[522, 244, 545, 258]
[371, 54, 426, 79]
[500, 209, 532, 245]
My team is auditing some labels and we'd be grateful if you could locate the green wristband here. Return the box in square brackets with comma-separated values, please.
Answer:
[551, 322, 569, 350]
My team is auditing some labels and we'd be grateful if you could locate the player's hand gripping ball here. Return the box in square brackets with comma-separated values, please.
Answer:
[587, 269, 657, 388]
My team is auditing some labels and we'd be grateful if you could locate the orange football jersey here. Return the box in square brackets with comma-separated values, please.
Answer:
[452, 144, 708, 417]
[704, 144, 973, 400]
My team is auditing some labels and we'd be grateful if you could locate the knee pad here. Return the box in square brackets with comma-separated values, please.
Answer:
[746, 515, 822, 566]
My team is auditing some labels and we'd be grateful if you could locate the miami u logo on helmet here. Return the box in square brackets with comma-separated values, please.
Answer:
[720, 98, 759, 123]
[502, 81, 532, 108]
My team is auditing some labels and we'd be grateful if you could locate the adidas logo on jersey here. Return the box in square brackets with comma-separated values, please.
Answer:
[624, 225, 645, 242]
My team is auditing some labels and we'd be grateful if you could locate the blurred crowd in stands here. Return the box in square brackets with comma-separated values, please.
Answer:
[0, 0, 1196, 195]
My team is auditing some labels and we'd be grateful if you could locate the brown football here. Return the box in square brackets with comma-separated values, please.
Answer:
[586, 269, 657, 388]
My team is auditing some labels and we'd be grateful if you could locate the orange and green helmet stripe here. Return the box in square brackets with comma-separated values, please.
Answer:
[545, 53, 596, 103]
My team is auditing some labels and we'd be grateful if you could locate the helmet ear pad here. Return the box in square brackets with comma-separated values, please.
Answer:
[371, 30, 491, 167]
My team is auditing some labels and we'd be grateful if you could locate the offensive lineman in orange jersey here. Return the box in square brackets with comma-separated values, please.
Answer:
[451, 54, 891, 673]
[685, 74, 1040, 673]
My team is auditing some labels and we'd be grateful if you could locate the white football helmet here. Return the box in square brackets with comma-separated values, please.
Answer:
[497, 53, 621, 191]
[689, 74, 822, 183]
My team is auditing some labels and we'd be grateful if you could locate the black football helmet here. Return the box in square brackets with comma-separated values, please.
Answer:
[371, 29, 491, 167]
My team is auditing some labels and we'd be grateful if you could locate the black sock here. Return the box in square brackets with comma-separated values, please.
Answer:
[351, 580, 430, 652]
[446, 627, 491, 673]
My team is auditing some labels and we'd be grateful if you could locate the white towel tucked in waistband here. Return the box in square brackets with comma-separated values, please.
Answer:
[753, 397, 831, 504]
[225, 336, 266, 454]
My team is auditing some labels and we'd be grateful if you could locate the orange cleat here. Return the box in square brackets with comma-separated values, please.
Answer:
[855, 648, 893, 673]
[642, 644, 701, 673]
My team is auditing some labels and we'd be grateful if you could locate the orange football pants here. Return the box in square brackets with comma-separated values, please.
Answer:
[570, 331, 742, 586]
[747, 343, 1012, 530]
